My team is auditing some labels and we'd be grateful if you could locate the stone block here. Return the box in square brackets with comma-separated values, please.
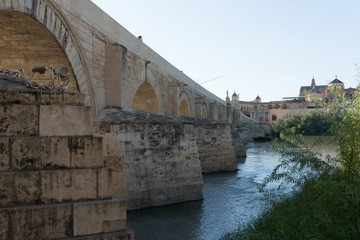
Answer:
[11, 204, 72, 240]
[110, 124, 127, 134]
[41, 169, 97, 203]
[97, 168, 113, 199]
[37, 92, 85, 106]
[70, 136, 103, 167]
[105, 43, 123, 107]
[73, 200, 127, 236]
[10, 136, 70, 170]
[102, 133, 125, 157]
[0, 137, 9, 171]
[104, 156, 124, 171]
[60, 231, 134, 240]
[93, 122, 110, 134]
[0, 104, 39, 136]
[39, 105, 93, 136]
[0, 171, 40, 207]
[104, 157, 128, 199]
[0, 210, 9, 239]
[0, 91, 36, 105]
[98, 164, 128, 200]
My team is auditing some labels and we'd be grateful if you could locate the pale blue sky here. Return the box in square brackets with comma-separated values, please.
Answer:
[91, 0, 360, 102]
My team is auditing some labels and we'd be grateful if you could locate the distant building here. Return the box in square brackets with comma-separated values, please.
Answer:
[300, 76, 355, 102]
[231, 92, 240, 106]
[299, 77, 328, 102]
[228, 76, 356, 123]
[253, 95, 261, 103]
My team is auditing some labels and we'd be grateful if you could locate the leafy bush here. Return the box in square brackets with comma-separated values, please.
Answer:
[221, 170, 357, 240]
[271, 110, 332, 137]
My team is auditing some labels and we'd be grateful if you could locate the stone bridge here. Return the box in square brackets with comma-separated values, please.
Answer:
[0, 0, 228, 120]
[0, 1, 269, 239]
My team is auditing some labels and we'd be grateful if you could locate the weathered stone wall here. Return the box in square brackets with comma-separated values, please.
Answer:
[0, 79, 133, 240]
[93, 108, 241, 210]
[94, 108, 204, 210]
[231, 122, 271, 157]
[231, 124, 246, 157]
[195, 122, 237, 173]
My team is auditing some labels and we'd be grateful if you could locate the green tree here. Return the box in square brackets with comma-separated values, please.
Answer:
[271, 110, 332, 137]
[329, 87, 360, 237]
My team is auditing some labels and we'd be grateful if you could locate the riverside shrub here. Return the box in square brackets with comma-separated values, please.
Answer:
[272, 110, 332, 137]
[221, 86, 360, 240]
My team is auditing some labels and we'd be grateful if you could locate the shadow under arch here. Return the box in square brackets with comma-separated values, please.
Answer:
[1, 0, 96, 114]
[179, 99, 190, 117]
[201, 103, 208, 118]
[179, 91, 192, 117]
[132, 82, 160, 114]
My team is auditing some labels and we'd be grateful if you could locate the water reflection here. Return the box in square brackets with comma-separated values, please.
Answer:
[128, 200, 203, 240]
[127, 139, 337, 240]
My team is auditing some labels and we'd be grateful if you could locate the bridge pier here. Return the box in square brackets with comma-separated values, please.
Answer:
[94, 107, 239, 210]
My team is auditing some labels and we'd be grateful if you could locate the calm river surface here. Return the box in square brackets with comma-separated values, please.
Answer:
[127, 138, 336, 240]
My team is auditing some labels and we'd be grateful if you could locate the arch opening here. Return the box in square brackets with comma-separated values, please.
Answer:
[0, 10, 78, 91]
[179, 99, 190, 117]
[214, 106, 218, 120]
[201, 104, 208, 118]
[132, 82, 160, 114]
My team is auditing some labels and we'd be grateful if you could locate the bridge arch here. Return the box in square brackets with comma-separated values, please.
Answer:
[129, 65, 165, 114]
[213, 104, 218, 120]
[179, 91, 191, 117]
[201, 103, 208, 118]
[131, 82, 160, 114]
[179, 100, 190, 117]
[1, 0, 96, 113]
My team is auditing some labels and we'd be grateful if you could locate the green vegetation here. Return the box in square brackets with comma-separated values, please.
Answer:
[221, 86, 360, 240]
[221, 170, 357, 240]
[271, 110, 332, 137]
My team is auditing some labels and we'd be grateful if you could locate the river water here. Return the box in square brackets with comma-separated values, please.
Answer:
[127, 138, 336, 240]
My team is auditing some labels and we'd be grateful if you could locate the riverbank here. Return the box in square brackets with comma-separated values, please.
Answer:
[220, 168, 359, 240]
